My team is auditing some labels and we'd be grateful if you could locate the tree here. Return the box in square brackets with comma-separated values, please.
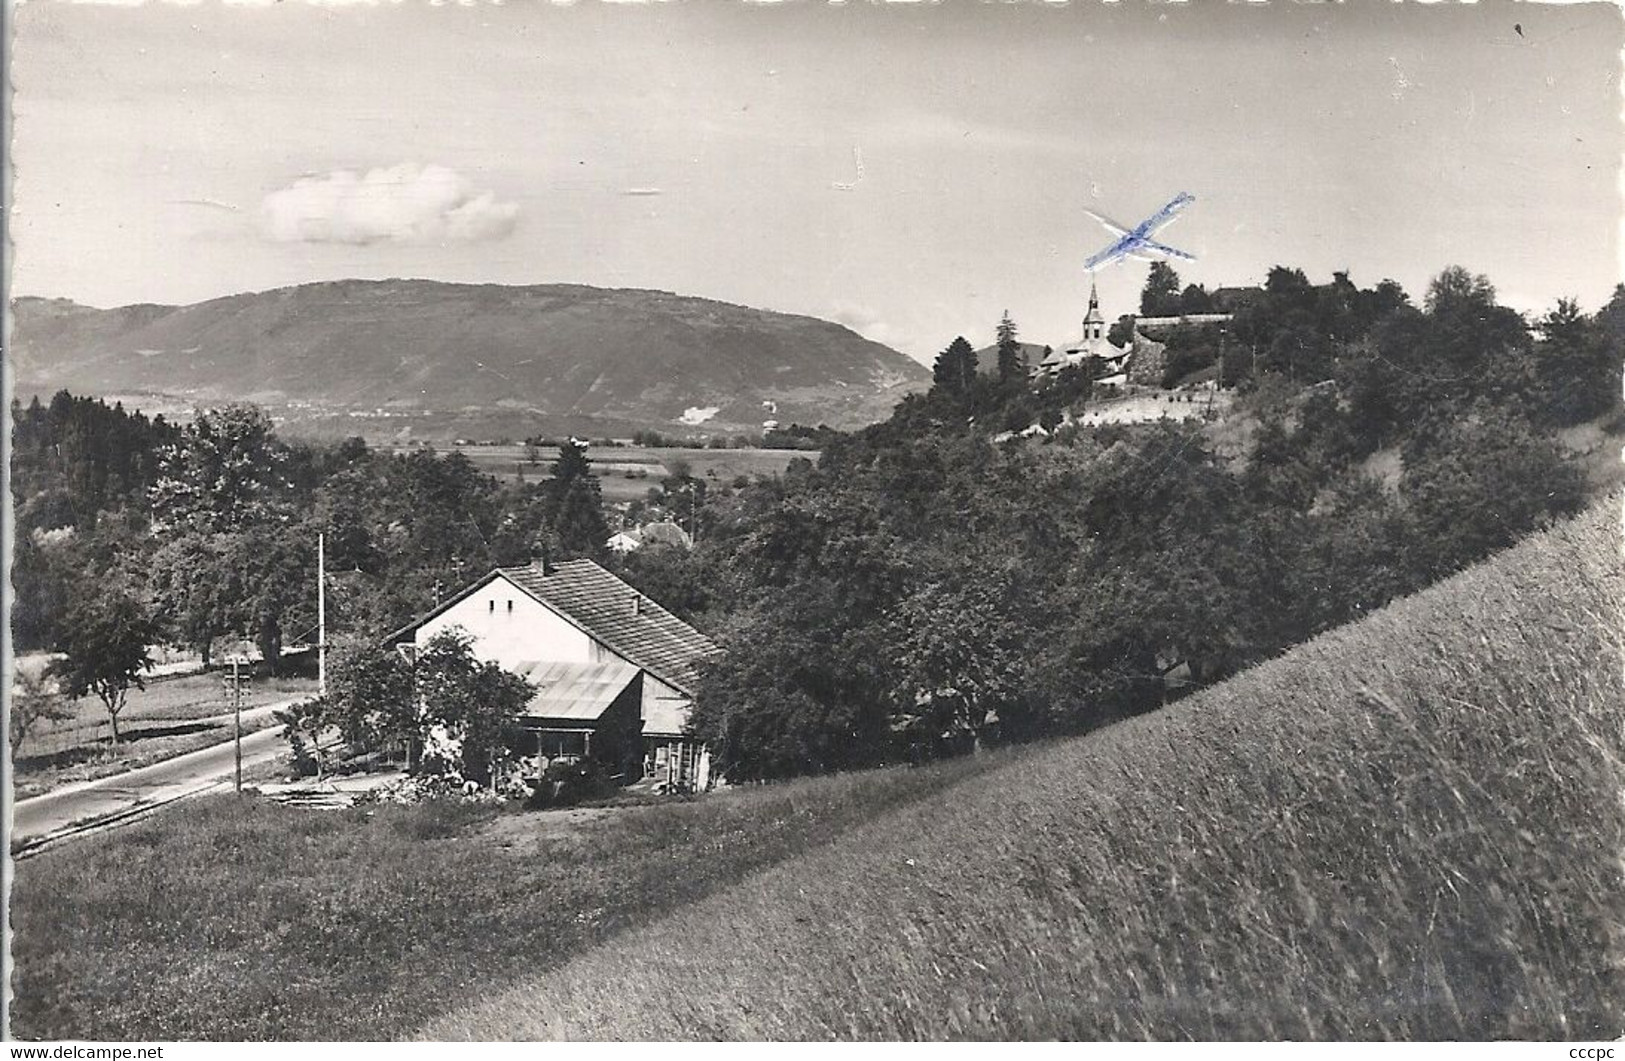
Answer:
[882, 577, 1025, 755]
[235, 523, 316, 674]
[546, 439, 609, 559]
[1141, 262, 1182, 316]
[11, 533, 73, 653]
[275, 696, 333, 778]
[1178, 283, 1214, 314]
[145, 402, 318, 673]
[1531, 297, 1617, 427]
[150, 524, 313, 674]
[149, 403, 287, 535]
[1398, 406, 1586, 582]
[931, 337, 978, 398]
[51, 588, 157, 745]
[9, 669, 71, 754]
[149, 534, 237, 665]
[691, 595, 895, 781]
[995, 312, 1025, 383]
[1416, 266, 1533, 407]
[325, 637, 417, 753]
[1424, 265, 1497, 316]
[415, 629, 534, 785]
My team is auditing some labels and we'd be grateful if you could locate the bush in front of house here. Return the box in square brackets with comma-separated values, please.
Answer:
[311, 628, 534, 790]
[525, 757, 618, 810]
[356, 772, 507, 808]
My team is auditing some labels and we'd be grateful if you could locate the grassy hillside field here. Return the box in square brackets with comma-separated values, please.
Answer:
[11, 499, 1621, 1041]
[7, 748, 1008, 1040]
[426, 497, 1625, 1040]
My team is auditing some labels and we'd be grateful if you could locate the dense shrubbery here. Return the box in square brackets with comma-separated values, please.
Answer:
[12, 265, 1621, 787]
[11, 403, 635, 667]
[430, 497, 1625, 1041]
[649, 268, 1620, 781]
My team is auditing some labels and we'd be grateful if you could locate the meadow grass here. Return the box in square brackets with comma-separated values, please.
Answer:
[424, 498, 1625, 1040]
[7, 747, 1008, 1040]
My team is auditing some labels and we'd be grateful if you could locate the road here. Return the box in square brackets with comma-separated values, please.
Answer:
[11, 698, 306, 855]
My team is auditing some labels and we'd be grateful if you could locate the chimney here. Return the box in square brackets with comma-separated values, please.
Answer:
[633, 593, 644, 617]
[532, 542, 554, 577]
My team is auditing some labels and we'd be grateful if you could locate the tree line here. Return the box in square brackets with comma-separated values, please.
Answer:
[10, 399, 667, 742]
[619, 266, 1622, 780]
[12, 263, 1621, 780]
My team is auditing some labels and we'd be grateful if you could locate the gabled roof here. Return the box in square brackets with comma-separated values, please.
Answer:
[500, 560, 715, 695]
[388, 558, 717, 697]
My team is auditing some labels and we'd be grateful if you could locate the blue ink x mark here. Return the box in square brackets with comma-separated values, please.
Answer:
[1082, 192, 1197, 272]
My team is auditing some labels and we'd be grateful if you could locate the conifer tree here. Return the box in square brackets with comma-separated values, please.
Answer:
[996, 312, 1025, 383]
[547, 438, 608, 559]
[932, 337, 978, 397]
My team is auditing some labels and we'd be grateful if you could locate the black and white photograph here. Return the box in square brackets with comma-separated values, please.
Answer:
[3, 0, 1623, 1044]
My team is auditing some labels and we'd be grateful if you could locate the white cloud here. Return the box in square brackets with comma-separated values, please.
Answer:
[259, 163, 519, 246]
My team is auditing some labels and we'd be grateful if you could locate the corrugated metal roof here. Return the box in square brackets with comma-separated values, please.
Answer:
[513, 659, 640, 722]
[500, 560, 717, 696]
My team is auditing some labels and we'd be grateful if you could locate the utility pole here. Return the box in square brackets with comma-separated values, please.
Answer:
[317, 530, 327, 700]
[231, 657, 243, 793]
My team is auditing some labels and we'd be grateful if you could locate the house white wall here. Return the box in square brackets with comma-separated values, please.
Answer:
[416, 573, 591, 670]
[641, 672, 694, 735]
[415, 572, 702, 779]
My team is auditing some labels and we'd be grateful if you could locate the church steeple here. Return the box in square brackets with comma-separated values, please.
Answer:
[1082, 278, 1104, 342]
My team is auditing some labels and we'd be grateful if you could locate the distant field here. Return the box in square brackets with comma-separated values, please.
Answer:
[12, 672, 316, 799]
[423, 444, 818, 500]
[8, 752, 1007, 1040]
[427, 497, 1625, 1040]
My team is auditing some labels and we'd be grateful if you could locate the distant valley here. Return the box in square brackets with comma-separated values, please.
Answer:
[10, 279, 929, 440]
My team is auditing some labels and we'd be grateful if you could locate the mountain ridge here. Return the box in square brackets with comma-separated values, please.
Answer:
[10, 279, 930, 435]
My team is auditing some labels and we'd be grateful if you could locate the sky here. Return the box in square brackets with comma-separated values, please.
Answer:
[8, 0, 1622, 364]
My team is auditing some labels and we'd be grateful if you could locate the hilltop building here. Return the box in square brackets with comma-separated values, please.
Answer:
[1038, 281, 1132, 383]
[387, 558, 717, 790]
[1036, 280, 1241, 387]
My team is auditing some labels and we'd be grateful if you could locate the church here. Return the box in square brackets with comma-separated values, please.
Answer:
[1037, 280, 1138, 385]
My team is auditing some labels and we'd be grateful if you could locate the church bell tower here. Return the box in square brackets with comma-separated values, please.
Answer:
[1082, 279, 1106, 347]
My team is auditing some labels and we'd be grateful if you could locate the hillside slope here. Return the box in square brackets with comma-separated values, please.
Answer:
[426, 498, 1625, 1041]
[10, 281, 928, 432]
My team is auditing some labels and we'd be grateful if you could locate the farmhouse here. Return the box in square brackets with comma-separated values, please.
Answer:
[387, 558, 717, 790]
[606, 519, 694, 555]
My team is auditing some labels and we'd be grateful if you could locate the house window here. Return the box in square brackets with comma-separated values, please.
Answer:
[507, 599, 514, 612]
[535, 730, 588, 761]
[488, 600, 495, 613]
